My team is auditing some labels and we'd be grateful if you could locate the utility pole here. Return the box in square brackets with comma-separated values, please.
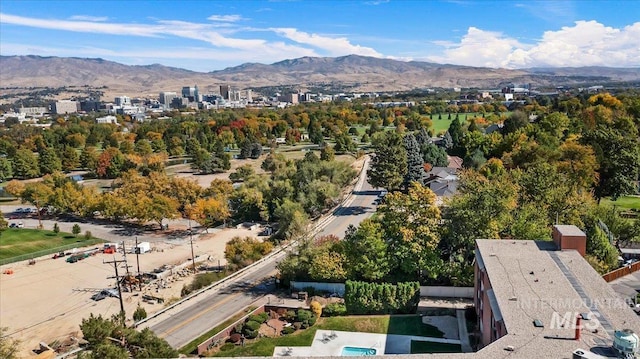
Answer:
[121, 241, 131, 276]
[135, 237, 142, 291]
[104, 257, 126, 323]
[189, 219, 196, 272]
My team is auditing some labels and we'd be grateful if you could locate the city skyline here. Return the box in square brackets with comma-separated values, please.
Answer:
[1, 0, 639, 72]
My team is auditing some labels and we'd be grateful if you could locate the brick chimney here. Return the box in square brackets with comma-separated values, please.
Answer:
[552, 225, 587, 257]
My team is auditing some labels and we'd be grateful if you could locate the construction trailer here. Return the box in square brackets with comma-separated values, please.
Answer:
[135, 242, 151, 254]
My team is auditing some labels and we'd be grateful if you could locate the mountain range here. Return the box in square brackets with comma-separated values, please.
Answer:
[1, 55, 639, 98]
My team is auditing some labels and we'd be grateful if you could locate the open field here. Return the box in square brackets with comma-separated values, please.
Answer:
[0, 228, 102, 260]
[602, 196, 640, 210]
[213, 315, 443, 357]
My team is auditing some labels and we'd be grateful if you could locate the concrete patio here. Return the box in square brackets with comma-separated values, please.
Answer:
[273, 329, 462, 357]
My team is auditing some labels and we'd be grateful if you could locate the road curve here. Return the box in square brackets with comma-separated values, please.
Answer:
[145, 156, 382, 349]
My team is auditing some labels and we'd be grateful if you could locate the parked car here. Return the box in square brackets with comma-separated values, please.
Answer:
[9, 222, 24, 228]
[14, 208, 24, 213]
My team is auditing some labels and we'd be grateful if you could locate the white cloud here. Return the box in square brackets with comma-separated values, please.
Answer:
[69, 15, 109, 22]
[429, 21, 640, 68]
[428, 27, 528, 68]
[271, 27, 382, 57]
[207, 14, 244, 22]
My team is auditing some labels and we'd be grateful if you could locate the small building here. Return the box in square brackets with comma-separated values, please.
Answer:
[96, 115, 117, 124]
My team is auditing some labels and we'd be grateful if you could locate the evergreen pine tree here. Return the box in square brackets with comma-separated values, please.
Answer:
[403, 133, 426, 188]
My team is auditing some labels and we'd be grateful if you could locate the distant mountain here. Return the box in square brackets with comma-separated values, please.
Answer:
[1, 55, 639, 99]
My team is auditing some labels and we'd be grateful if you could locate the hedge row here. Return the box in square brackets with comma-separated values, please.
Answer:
[344, 280, 420, 314]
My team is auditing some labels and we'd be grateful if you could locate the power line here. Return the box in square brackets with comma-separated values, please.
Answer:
[104, 257, 126, 323]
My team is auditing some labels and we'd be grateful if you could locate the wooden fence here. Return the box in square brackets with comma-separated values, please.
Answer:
[602, 261, 640, 282]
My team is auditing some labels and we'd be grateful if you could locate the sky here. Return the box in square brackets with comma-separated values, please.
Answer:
[1, 0, 639, 72]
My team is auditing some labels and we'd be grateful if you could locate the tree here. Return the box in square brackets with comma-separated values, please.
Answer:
[53, 222, 60, 234]
[134, 139, 153, 156]
[334, 133, 356, 153]
[421, 143, 448, 167]
[343, 219, 389, 281]
[377, 183, 442, 280]
[367, 131, 407, 191]
[403, 133, 426, 188]
[447, 117, 464, 155]
[21, 182, 53, 229]
[503, 110, 529, 134]
[11, 148, 39, 179]
[61, 146, 81, 172]
[229, 164, 255, 183]
[0, 327, 20, 359]
[38, 147, 62, 175]
[274, 199, 309, 241]
[441, 171, 518, 265]
[308, 250, 347, 282]
[72, 224, 81, 237]
[320, 145, 335, 161]
[582, 126, 640, 201]
[0, 157, 12, 180]
[463, 148, 487, 169]
[187, 197, 230, 229]
[80, 146, 100, 171]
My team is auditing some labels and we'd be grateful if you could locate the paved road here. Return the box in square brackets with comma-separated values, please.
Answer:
[143, 156, 382, 349]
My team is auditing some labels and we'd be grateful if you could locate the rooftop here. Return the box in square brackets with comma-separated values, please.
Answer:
[554, 225, 587, 237]
[468, 239, 639, 359]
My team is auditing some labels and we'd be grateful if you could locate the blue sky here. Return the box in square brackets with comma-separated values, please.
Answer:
[1, 0, 639, 71]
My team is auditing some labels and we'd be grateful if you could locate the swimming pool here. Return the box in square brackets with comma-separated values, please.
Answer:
[341, 346, 377, 356]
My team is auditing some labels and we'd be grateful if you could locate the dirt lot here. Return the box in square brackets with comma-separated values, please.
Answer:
[0, 225, 265, 358]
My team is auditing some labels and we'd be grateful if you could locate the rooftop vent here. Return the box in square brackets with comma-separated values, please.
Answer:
[613, 329, 639, 355]
[533, 319, 544, 328]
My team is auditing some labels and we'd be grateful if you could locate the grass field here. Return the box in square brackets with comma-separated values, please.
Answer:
[0, 228, 103, 261]
[601, 196, 640, 210]
[212, 315, 443, 357]
[411, 340, 462, 354]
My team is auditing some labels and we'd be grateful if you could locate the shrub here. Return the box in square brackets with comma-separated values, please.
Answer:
[293, 322, 302, 330]
[53, 223, 60, 234]
[244, 320, 261, 331]
[243, 328, 258, 339]
[220, 343, 235, 351]
[248, 312, 268, 324]
[296, 309, 316, 328]
[323, 303, 347, 317]
[281, 326, 295, 335]
[229, 333, 241, 343]
[84, 230, 92, 240]
[284, 310, 296, 321]
[310, 301, 322, 318]
[132, 305, 147, 321]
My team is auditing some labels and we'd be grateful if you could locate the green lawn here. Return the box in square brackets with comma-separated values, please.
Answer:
[601, 196, 640, 210]
[411, 340, 462, 354]
[0, 228, 103, 261]
[212, 315, 443, 357]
